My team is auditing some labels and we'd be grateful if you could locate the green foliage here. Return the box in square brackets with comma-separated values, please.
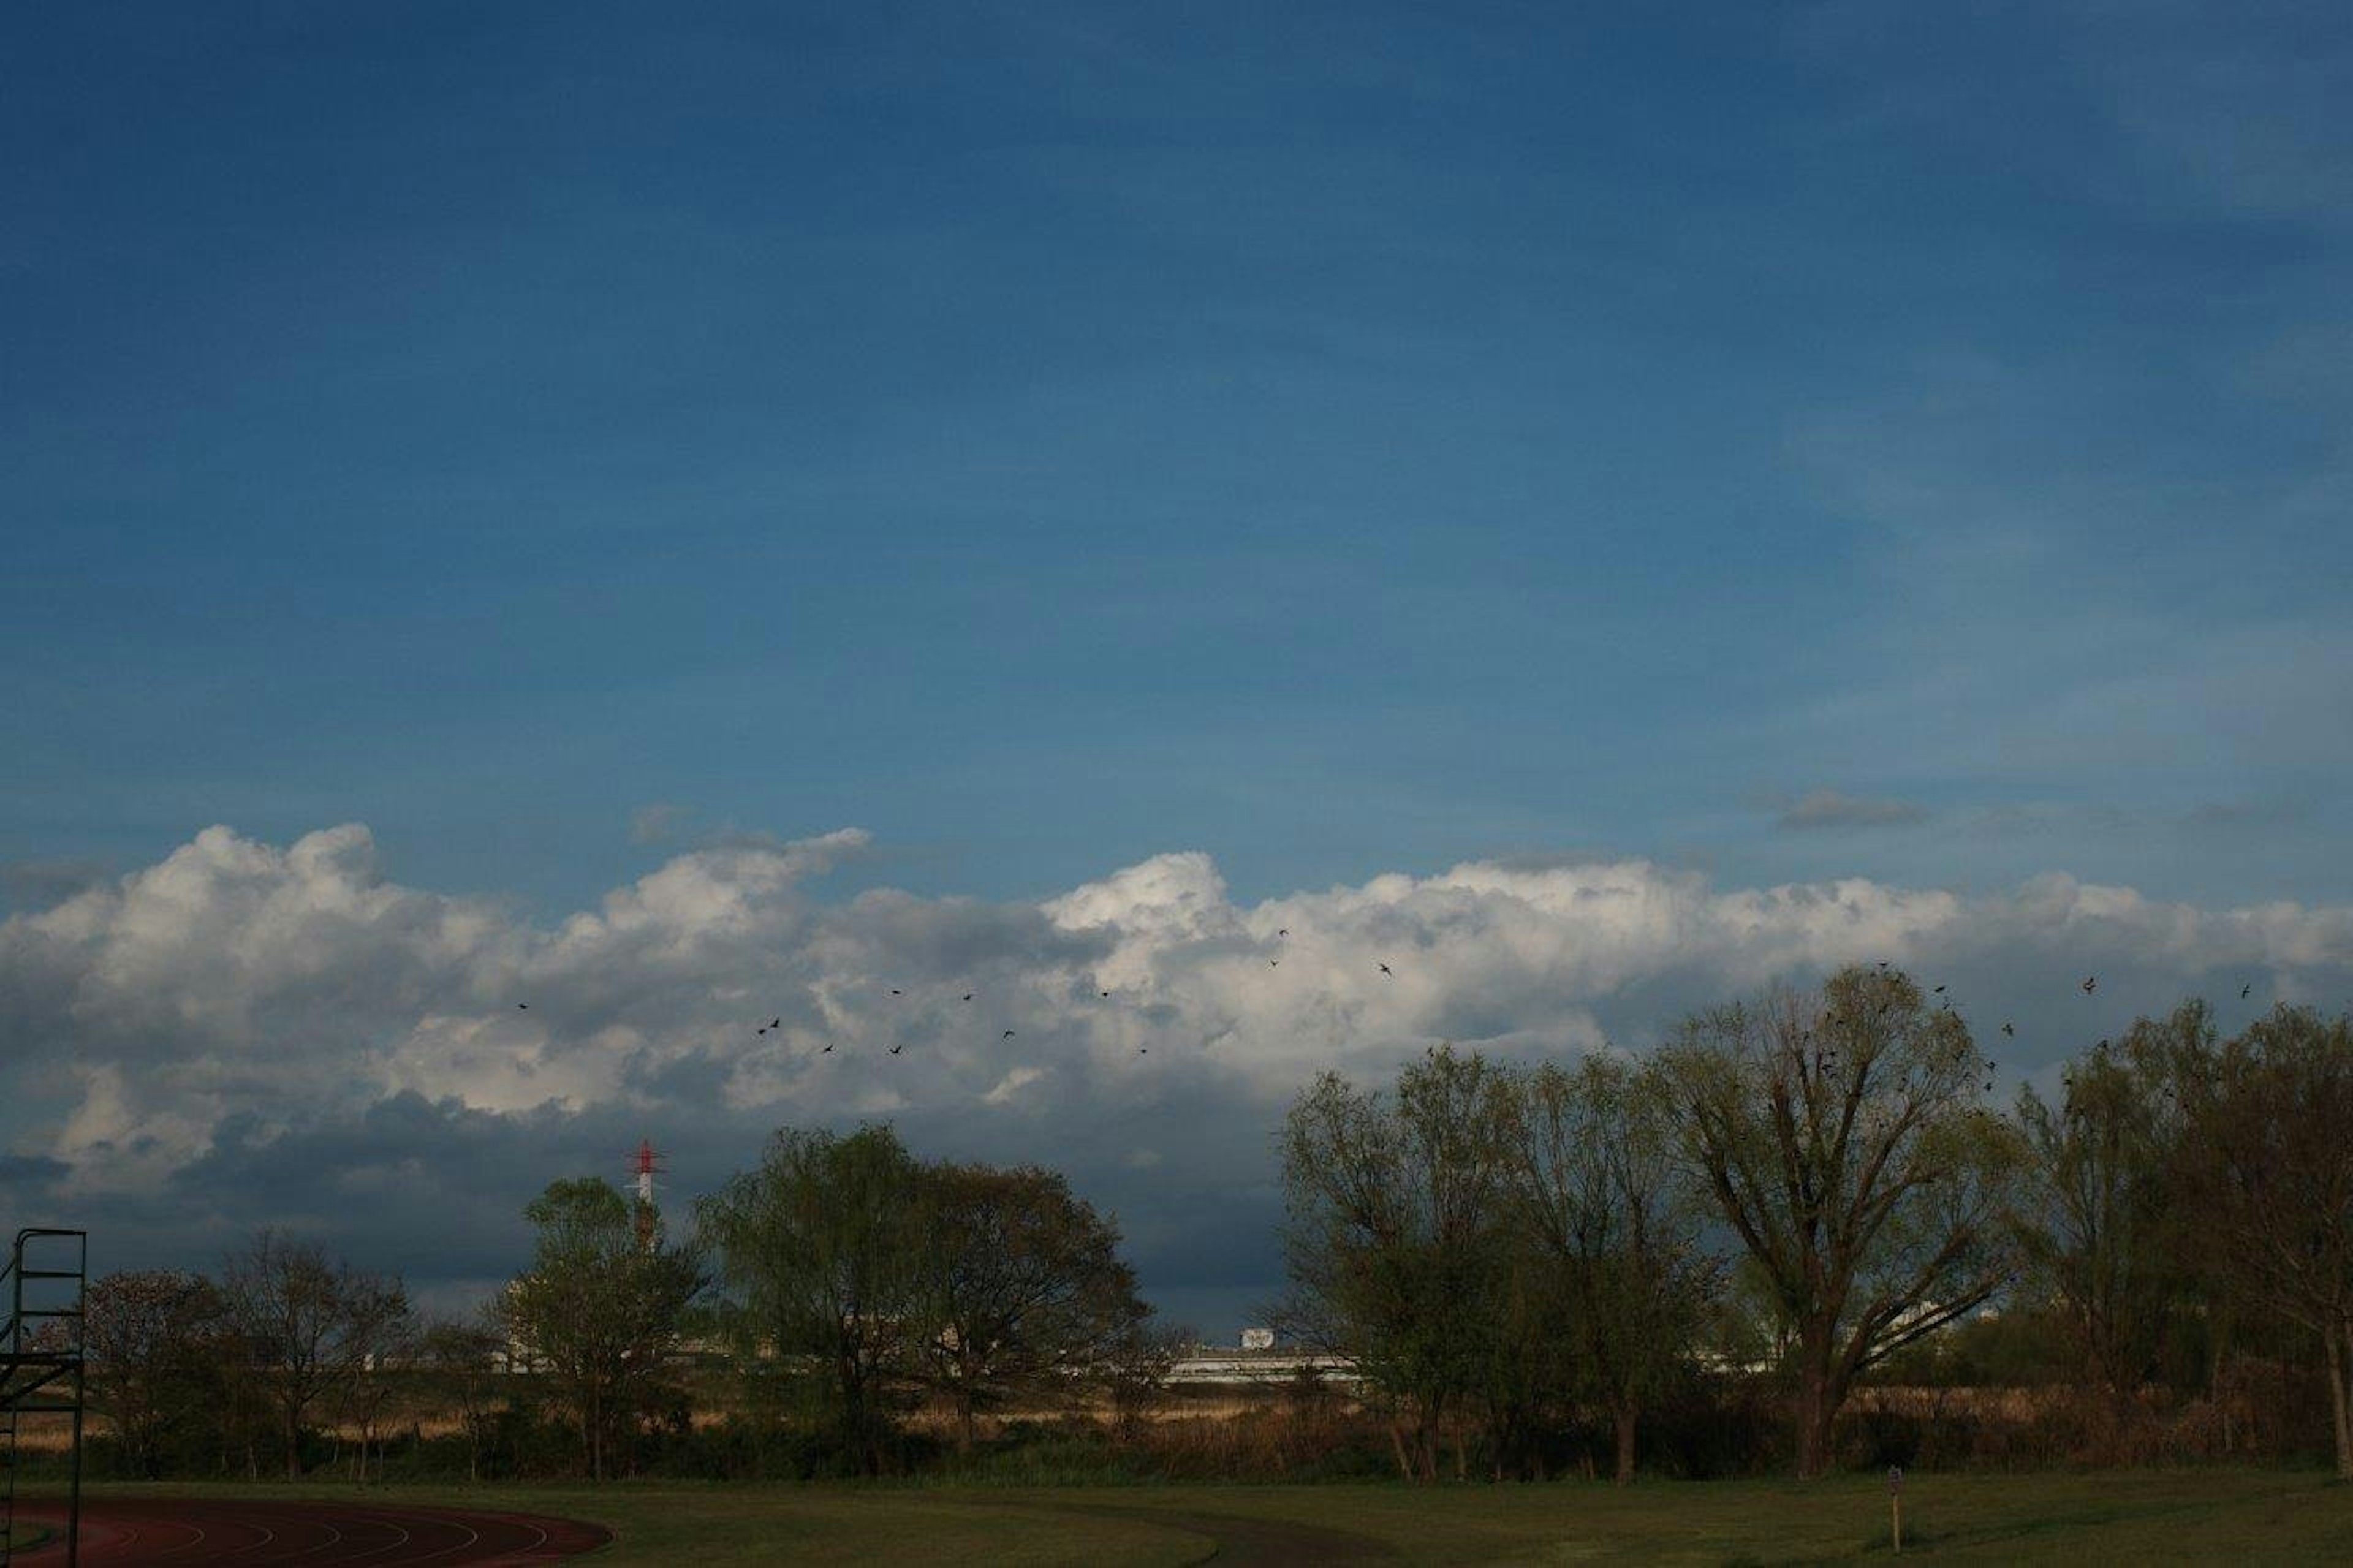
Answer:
[919, 1161, 1150, 1448]
[695, 1124, 936, 1474]
[499, 1176, 707, 1479]
[1279, 1043, 1728, 1482]
[2012, 1009, 2198, 1448]
[1506, 1053, 1722, 1479]
[2167, 1004, 2353, 1477]
[1278, 1043, 1520, 1480]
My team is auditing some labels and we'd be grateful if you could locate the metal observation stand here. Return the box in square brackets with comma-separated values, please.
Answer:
[1, 1229, 87, 1567]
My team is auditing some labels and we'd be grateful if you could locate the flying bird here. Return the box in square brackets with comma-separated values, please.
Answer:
[1379, 963, 1393, 977]
[2240, 983, 2253, 999]
[2001, 1022, 2015, 1037]
[1270, 959, 1279, 967]
[822, 1042, 835, 1054]
[963, 994, 974, 1002]
[2081, 977, 2096, 994]
[890, 1044, 904, 1056]
[517, 1003, 528, 1010]
[1933, 985, 1946, 994]
[1099, 990, 1110, 998]
[891, 988, 903, 996]
[770, 1017, 781, 1029]
[1002, 1029, 1016, 1039]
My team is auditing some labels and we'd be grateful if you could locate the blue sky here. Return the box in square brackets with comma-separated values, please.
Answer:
[4, 3, 2351, 1327]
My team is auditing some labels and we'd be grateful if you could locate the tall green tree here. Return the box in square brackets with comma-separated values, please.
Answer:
[1506, 1055, 1722, 1482]
[1279, 1043, 1517, 1481]
[499, 1177, 705, 1480]
[2169, 1005, 2353, 1478]
[1658, 966, 2023, 1478]
[2015, 1010, 2199, 1455]
[696, 1125, 932, 1473]
[918, 1161, 1149, 1449]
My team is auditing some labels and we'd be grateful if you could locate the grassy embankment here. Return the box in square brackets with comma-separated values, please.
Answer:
[67, 1467, 2353, 1564]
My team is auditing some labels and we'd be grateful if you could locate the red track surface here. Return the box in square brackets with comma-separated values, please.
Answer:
[9, 1498, 612, 1564]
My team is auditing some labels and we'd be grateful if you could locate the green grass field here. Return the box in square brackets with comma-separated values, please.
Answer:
[72, 1469, 2353, 1564]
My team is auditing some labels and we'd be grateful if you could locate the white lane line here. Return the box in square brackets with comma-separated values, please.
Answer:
[282, 1517, 348, 1562]
[331, 1516, 414, 1563]
[404, 1513, 481, 1564]
[147, 1516, 218, 1559]
[222, 1521, 279, 1559]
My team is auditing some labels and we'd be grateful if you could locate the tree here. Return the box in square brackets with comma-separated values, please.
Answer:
[336, 1297, 415, 1484]
[2015, 1012, 2198, 1456]
[1658, 966, 2023, 1478]
[2169, 1005, 2353, 1478]
[82, 1270, 225, 1479]
[1097, 1318, 1194, 1445]
[696, 1125, 932, 1474]
[1278, 1043, 1517, 1481]
[219, 1231, 411, 1480]
[415, 1319, 507, 1483]
[498, 1178, 705, 1479]
[1506, 1056, 1721, 1482]
[917, 1162, 1150, 1449]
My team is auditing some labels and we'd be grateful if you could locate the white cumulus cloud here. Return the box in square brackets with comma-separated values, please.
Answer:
[4, 822, 2351, 1299]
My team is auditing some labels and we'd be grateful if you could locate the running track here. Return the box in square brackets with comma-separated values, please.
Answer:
[9, 1498, 611, 1564]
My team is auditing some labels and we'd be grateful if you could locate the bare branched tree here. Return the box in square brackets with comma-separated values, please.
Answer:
[1657, 966, 2024, 1478]
[219, 1231, 410, 1480]
[82, 1269, 225, 1479]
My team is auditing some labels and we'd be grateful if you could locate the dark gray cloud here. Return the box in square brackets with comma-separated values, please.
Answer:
[0, 1152, 69, 1186]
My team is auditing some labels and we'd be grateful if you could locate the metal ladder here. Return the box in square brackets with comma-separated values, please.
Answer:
[1, 1229, 86, 1567]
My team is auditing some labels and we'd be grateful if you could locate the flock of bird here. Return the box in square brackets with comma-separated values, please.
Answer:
[511, 926, 1404, 1061]
[509, 953, 2275, 1096]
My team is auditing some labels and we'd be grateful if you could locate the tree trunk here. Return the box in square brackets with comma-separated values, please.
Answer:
[1613, 1403, 1639, 1484]
[2325, 1324, 2353, 1482]
[1387, 1420, 1414, 1482]
[1794, 1358, 1839, 1480]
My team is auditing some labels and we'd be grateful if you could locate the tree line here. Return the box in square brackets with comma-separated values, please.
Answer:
[58, 963, 2353, 1484]
[1279, 965, 2353, 1481]
[71, 1126, 1158, 1482]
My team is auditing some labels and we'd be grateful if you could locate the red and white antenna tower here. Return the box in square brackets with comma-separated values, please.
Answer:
[629, 1138, 665, 1252]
